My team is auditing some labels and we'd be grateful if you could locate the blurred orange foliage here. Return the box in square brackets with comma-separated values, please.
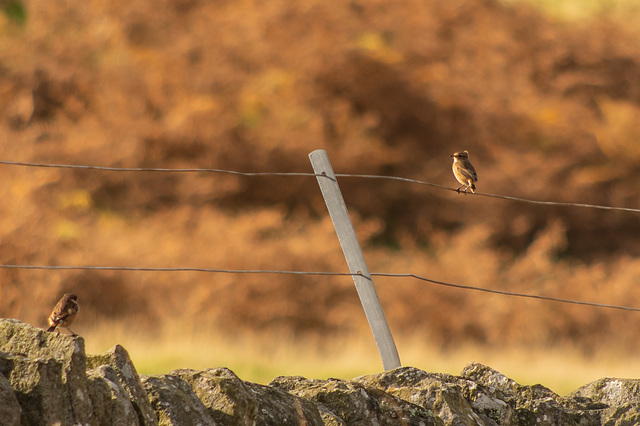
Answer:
[1, 0, 640, 355]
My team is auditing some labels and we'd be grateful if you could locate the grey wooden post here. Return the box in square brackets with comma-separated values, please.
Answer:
[309, 149, 401, 371]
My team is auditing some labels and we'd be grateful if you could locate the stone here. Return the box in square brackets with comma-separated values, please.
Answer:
[160, 367, 324, 425]
[271, 374, 443, 425]
[2, 319, 640, 425]
[0, 357, 22, 425]
[0, 319, 93, 424]
[142, 374, 216, 425]
[570, 377, 640, 425]
[87, 364, 141, 425]
[88, 344, 158, 425]
[461, 362, 599, 425]
[171, 368, 258, 424]
[241, 380, 324, 425]
[355, 366, 489, 426]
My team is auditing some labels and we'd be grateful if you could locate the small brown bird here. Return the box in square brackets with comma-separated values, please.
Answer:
[47, 293, 79, 336]
[451, 150, 478, 194]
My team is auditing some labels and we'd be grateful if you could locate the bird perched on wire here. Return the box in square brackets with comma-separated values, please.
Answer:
[451, 150, 478, 194]
[47, 293, 79, 336]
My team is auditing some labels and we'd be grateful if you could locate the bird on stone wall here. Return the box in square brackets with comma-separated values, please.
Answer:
[46, 293, 79, 336]
[451, 150, 478, 194]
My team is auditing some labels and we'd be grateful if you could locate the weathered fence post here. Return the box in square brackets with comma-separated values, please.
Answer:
[309, 149, 401, 371]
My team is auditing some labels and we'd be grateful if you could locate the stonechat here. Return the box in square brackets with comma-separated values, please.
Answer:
[47, 293, 79, 336]
[451, 150, 478, 193]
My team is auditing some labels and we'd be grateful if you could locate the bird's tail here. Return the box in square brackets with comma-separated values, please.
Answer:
[47, 324, 57, 332]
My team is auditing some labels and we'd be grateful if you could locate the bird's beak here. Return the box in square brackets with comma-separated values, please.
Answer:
[451, 154, 455, 157]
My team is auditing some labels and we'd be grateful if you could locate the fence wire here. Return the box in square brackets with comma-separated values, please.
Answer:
[0, 158, 639, 313]
[1, 264, 638, 312]
[1, 159, 638, 213]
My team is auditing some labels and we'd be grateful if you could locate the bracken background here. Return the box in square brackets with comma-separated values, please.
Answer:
[1, 0, 640, 371]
